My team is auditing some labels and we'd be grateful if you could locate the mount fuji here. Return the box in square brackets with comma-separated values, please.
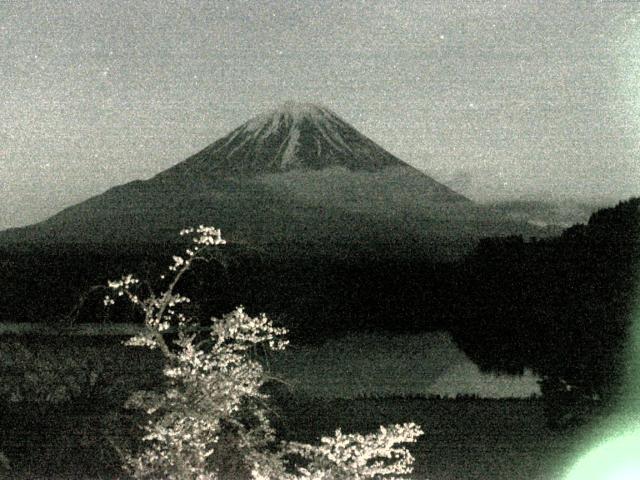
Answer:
[0, 102, 537, 258]
[160, 102, 461, 180]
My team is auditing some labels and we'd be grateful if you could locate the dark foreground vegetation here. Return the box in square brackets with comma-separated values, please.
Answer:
[0, 331, 627, 479]
[0, 197, 638, 430]
[0, 391, 587, 480]
[450, 197, 640, 425]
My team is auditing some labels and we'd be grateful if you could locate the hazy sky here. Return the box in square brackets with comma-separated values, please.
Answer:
[2, 0, 639, 230]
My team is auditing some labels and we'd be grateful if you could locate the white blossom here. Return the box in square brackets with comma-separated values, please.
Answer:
[108, 227, 423, 480]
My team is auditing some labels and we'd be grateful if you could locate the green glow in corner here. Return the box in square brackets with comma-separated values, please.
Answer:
[564, 429, 640, 480]
[564, 304, 640, 478]
[565, 257, 640, 478]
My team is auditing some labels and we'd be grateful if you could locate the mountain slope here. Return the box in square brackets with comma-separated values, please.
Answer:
[159, 102, 428, 176]
[0, 102, 537, 257]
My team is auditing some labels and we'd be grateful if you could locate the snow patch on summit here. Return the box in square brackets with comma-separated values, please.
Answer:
[256, 112, 283, 141]
[228, 102, 359, 164]
[278, 101, 327, 122]
[317, 120, 353, 155]
[243, 102, 327, 133]
[281, 126, 300, 167]
[167, 101, 428, 174]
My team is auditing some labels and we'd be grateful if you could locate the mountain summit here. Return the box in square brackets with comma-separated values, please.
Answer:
[161, 102, 406, 176]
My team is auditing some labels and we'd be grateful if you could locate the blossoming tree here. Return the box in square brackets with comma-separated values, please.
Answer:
[106, 226, 423, 479]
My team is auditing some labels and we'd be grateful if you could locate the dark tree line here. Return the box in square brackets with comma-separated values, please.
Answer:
[0, 242, 452, 342]
[447, 198, 639, 426]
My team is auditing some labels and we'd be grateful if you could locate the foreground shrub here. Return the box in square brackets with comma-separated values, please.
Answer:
[0, 339, 161, 408]
[0, 340, 87, 404]
[107, 226, 423, 479]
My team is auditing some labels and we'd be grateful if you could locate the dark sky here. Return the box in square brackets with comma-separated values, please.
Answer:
[2, 0, 639, 230]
